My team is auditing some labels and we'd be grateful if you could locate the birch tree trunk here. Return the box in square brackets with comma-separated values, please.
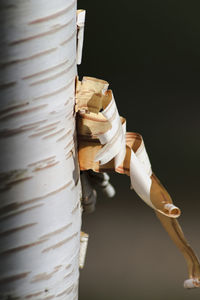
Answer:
[0, 0, 81, 299]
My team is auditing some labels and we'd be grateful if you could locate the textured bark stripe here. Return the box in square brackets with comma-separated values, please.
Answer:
[22, 120, 49, 130]
[71, 177, 80, 191]
[0, 177, 33, 191]
[33, 78, 74, 101]
[31, 269, 59, 282]
[65, 150, 73, 160]
[40, 223, 72, 240]
[54, 265, 62, 271]
[56, 129, 72, 142]
[64, 269, 74, 279]
[64, 137, 74, 149]
[0, 238, 47, 256]
[0, 181, 73, 217]
[0, 202, 19, 216]
[0, 296, 20, 300]
[30, 58, 76, 86]
[72, 283, 79, 297]
[29, 126, 58, 138]
[65, 264, 72, 270]
[0, 204, 44, 222]
[0, 102, 29, 117]
[35, 121, 60, 132]
[56, 284, 74, 297]
[0, 169, 30, 189]
[10, 17, 74, 46]
[23, 59, 69, 80]
[0, 272, 30, 284]
[25, 291, 43, 299]
[0, 81, 16, 90]
[0, 48, 57, 69]
[71, 201, 80, 214]
[0, 127, 36, 138]
[64, 97, 72, 106]
[43, 128, 65, 140]
[60, 29, 76, 46]
[34, 179, 71, 198]
[33, 161, 59, 172]
[28, 156, 56, 167]
[29, 1, 76, 24]
[0, 120, 47, 137]
[42, 232, 78, 253]
[65, 109, 74, 120]
[0, 223, 37, 237]
[0, 104, 48, 121]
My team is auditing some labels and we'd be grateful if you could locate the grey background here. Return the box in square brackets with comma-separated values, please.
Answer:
[78, 1, 200, 299]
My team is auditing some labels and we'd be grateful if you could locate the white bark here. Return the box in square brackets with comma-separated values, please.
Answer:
[0, 0, 81, 299]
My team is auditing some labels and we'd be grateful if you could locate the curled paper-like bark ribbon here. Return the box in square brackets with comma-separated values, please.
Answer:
[76, 10, 86, 65]
[76, 76, 200, 288]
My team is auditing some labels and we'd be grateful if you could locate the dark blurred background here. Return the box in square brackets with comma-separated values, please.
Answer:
[78, 1, 200, 299]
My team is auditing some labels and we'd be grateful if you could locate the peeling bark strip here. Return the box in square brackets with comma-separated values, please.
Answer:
[76, 76, 200, 288]
[0, 1, 81, 299]
[76, 10, 86, 65]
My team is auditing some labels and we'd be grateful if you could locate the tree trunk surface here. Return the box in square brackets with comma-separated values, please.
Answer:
[0, 0, 81, 299]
